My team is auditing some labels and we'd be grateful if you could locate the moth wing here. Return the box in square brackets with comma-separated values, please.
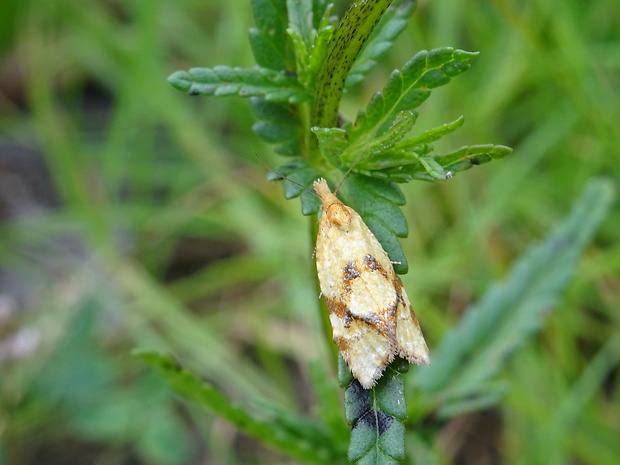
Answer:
[395, 288, 430, 365]
[329, 314, 394, 388]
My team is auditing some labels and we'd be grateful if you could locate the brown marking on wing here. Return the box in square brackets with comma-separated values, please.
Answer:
[333, 335, 351, 354]
[324, 296, 349, 323]
[342, 259, 361, 291]
[363, 254, 388, 277]
[407, 304, 423, 331]
[392, 274, 404, 295]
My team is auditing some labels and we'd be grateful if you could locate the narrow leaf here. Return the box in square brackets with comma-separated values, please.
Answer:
[135, 350, 339, 463]
[399, 115, 465, 146]
[437, 144, 513, 173]
[312, 0, 393, 128]
[358, 143, 511, 182]
[346, 0, 417, 89]
[358, 110, 419, 163]
[413, 178, 615, 417]
[168, 66, 309, 103]
[305, 5, 336, 90]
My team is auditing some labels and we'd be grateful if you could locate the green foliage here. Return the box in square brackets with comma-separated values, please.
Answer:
[414, 178, 615, 418]
[165, 0, 514, 462]
[4, 0, 619, 464]
[342, 356, 410, 464]
[135, 350, 345, 463]
[167, 66, 309, 103]
[345, 0, 416, 89]
[166, 0, 512, 276]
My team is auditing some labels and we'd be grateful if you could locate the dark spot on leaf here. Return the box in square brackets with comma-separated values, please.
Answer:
[354, 407, 395, 436]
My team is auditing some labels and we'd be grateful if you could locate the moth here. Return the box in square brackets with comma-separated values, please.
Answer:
[313, 178, 430, 388]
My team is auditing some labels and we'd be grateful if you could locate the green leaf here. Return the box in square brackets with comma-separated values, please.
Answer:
[436, 144, 513, 175]
[311, 0, 330, 30]
[350, 110, 418, 164]
[249, 0, 294, 70]
[356, 142, 511, 183]
[251, 97, 301, 156]
[341, 355, 410, 465]
[312, 0, 393, 128]
[399, 115, 465, 146]
[312, 126, 350, 169]
[350, 48, 479, 143]
[413, 178, 615, 417]
[341, 174, 409, 274]
[287, 0, 314, 50]
[134, 350, 340, 464]
[267, 158, 322, 215]
[168, 66, 309, 103]
[345, 0, 417, 89]
[304, 5, 336, 90]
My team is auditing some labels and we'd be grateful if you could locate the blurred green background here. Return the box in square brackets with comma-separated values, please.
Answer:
[0, 0, 618, 464]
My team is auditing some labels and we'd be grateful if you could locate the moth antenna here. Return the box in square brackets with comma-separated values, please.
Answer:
[254, 152, 319, 198]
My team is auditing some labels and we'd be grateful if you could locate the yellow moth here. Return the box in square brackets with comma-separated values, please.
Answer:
[314, 178, 430, 389]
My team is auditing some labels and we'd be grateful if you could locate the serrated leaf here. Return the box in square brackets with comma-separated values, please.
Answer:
[413, 178, 615, 417]
[350, 48, 478, 143]
[364, 216, 408, 275]
[343, 365, 409, 464]
[251, 97, 301, 156]
[288, 28, 312, 88]
[249, 0, 294, 70]
[340, 173, 409, 273]
[134, 350, 337, 463]
[345, 0, 416, 89]
[168, 66, 309, 103]
[342, 175, 408, 238]
[415, 155, 449, 180]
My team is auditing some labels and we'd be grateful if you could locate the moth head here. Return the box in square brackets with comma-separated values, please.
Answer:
[314, 179, 352, 230]
[325, 202, 352, 229]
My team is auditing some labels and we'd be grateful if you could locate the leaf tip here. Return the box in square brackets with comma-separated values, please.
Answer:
[168, 70, 192, 92]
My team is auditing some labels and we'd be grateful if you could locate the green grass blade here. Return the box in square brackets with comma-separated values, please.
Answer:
[414, 178, 615, 416]
[134, 350, 341, 463]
